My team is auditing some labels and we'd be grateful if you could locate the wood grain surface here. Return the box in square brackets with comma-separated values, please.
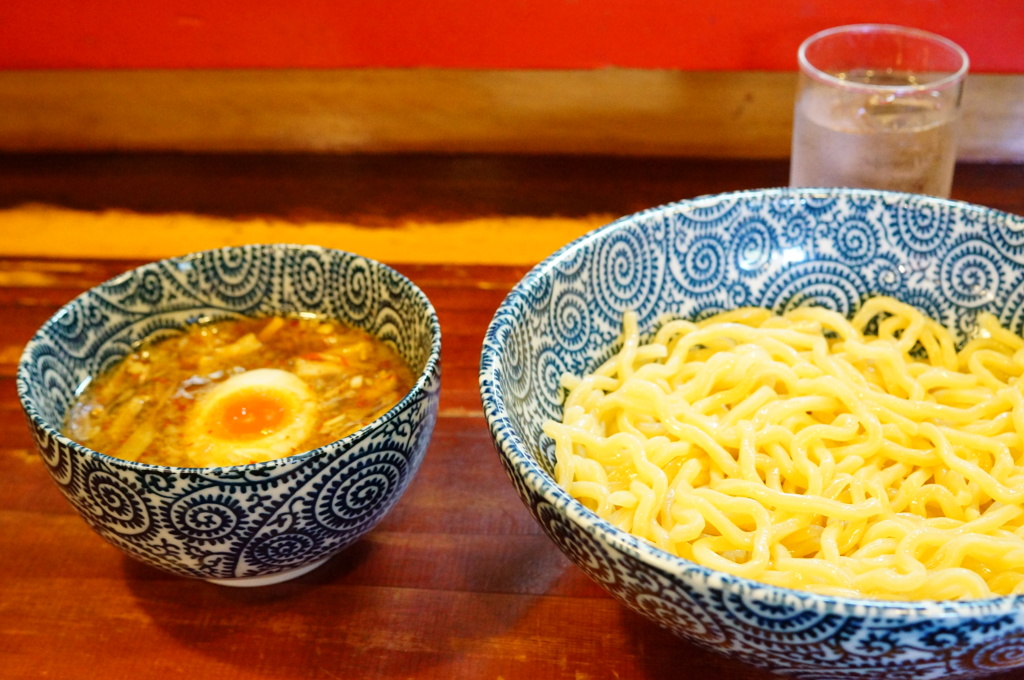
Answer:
[2, 154, 1023, 680]
[2, 71, 1023, 162]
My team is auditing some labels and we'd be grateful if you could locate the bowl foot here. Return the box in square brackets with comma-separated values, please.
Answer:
[205, 557, 332, 587]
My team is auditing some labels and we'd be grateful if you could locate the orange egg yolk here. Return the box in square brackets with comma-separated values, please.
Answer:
[209, 388, 290, 441]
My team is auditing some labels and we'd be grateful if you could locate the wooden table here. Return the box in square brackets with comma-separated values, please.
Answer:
[2, 154, 1023, 680]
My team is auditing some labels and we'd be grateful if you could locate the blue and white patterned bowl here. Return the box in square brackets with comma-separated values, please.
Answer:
[479, 188, 1024, 679]
[17, 244, 441, 586]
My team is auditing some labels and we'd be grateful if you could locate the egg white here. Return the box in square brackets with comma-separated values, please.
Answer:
[184, 368, 318, 467]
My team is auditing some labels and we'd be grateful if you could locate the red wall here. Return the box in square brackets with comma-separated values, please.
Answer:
[1, 1, 1021, 73]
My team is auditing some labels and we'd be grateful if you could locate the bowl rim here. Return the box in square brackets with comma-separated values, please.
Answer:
[480, 186, 1024, 618]
[16, 242, 443, 475]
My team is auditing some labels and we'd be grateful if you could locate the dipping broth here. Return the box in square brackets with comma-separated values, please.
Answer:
[64, 316, 415, 467]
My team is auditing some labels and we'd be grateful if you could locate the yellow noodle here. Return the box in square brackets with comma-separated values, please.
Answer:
[544, 296, 1024, 600]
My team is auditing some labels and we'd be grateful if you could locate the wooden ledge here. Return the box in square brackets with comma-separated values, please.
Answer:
[1, 69, 1022, 161]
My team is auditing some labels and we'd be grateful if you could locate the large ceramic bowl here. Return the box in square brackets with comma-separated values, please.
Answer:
[480, 188, 1024, 679]
[18, 244, 441, 586]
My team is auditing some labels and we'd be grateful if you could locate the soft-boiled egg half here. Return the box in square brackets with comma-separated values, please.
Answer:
[184, 368, 318, 467]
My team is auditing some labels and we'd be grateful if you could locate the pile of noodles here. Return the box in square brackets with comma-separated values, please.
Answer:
[544, 296, 1024, 600]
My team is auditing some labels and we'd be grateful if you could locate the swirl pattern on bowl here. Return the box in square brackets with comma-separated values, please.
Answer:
[18, 244, 441, 583]
[480, 188, 1024, 679]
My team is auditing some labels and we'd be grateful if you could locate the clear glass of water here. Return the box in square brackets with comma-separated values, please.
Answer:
[789, 24, 969, 198]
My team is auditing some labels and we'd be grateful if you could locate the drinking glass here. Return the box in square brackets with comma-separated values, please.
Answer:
[789, 24, 969, 197]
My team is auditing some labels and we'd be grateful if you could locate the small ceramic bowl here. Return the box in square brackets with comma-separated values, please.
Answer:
[480, 188, 1024, 679]
[18, 243, 441, 586]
